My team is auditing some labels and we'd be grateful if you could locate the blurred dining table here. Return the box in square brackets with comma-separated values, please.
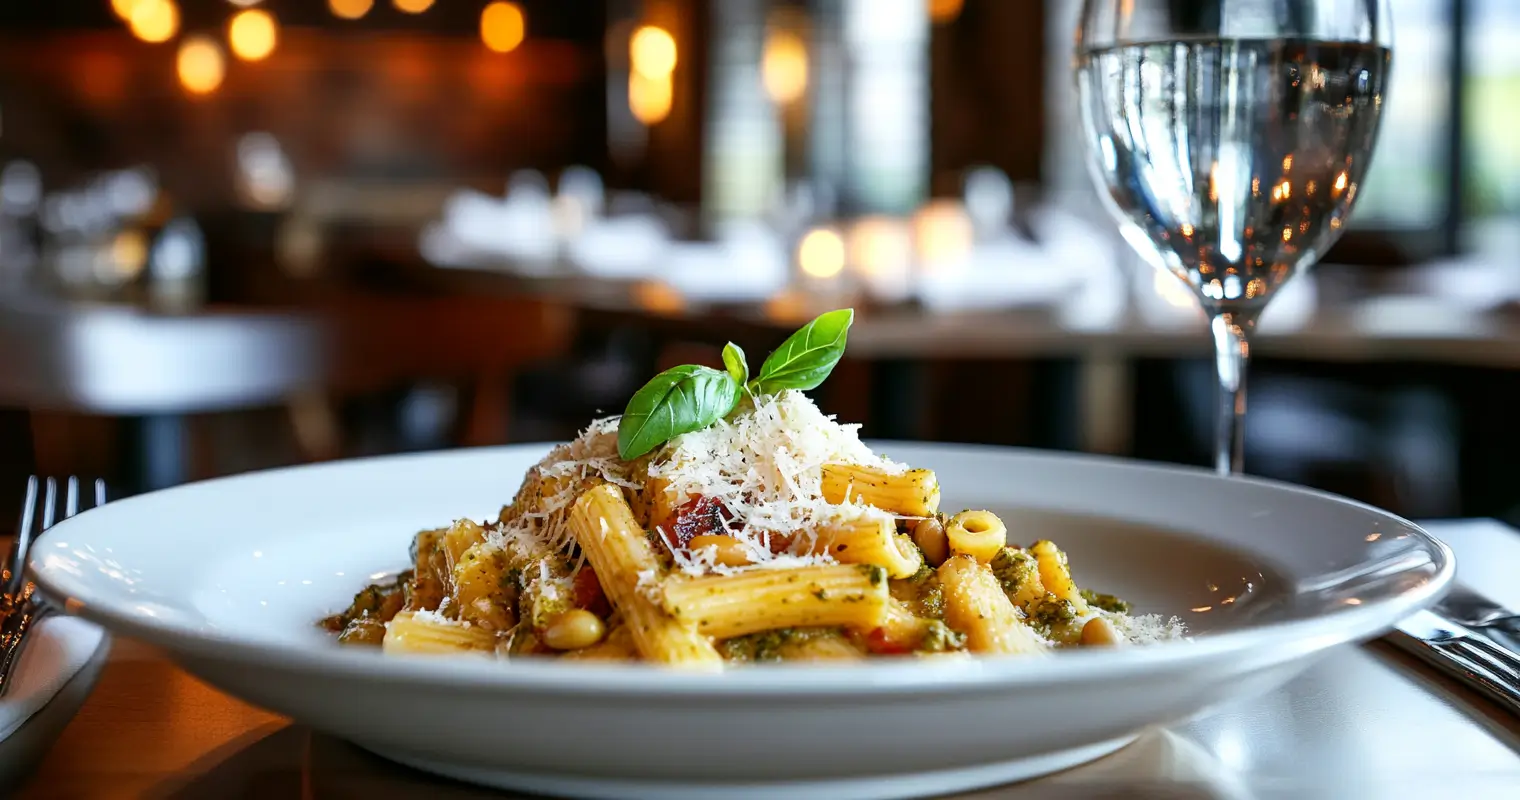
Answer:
[405, 259, 1520, 455]
[10, 517, 1520, 799]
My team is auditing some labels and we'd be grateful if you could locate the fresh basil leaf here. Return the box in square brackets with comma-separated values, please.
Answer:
[618, 365, 742, 460]
[751, 308, 854, 394]
[722, 342, 748, 386]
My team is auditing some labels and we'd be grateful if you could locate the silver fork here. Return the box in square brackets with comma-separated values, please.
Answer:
[0, 476, 106, 697]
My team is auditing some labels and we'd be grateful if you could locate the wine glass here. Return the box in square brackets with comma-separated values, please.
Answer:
[1074, 0, 1392, 475]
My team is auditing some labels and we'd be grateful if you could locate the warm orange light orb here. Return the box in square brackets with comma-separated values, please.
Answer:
[177, 36, 226, 96]
[629, 25, 677, 79]
[228, 9, 278, 62]
[328, 0, 373, 20]
[129, 0, 179, 44]
[481, 2, 526, 54]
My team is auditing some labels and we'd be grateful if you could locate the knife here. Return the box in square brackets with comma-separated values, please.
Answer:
[1386, 586, 1520, 717]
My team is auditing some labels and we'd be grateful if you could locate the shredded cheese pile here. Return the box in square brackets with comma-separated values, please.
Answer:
[487, 416, 633, 558]
[650, 390, 905, 572]
[487, 390, 905, 577]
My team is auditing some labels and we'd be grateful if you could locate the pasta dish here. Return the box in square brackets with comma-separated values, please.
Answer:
[320, 310, 1183, 668]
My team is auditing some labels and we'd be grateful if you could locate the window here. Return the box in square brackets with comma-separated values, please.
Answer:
[1465, 0, 1520, 254]
[1045, 0, 1504, 260]
[1354, 0, 1449, 227]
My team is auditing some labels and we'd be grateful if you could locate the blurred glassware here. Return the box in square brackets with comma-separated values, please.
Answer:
[234, 133, 296, 212]
[1075, 0, 1393, 475]
[963, 166, 1015, 242]
[145, 216, 207, 313]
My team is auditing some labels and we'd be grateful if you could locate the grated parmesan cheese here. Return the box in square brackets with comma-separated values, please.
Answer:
[648, 390, 905, 574]
[1107, 611, 1189, 645]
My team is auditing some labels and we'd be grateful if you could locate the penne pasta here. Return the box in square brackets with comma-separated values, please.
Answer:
[569, 484, 724, 669]
[821, 464, 941, 517]
[321, 352, 1177, 666]
[810, 514, 924, 578]
[642, 475, 679, 531]
[661, 563, 889, 639]
[1031, 540, 1089, 612]
[774, 629, 866, 662]
[937, 555, 1048, 656]
[404, 528, 448, 612]
[945, 510, 1007, 563]
[452, 542, 515, 631]
[441, 519, 488, 576]
[383, 611, 496, 655]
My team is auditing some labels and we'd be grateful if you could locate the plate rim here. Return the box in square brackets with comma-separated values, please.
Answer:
[28, 442, 1455, 697]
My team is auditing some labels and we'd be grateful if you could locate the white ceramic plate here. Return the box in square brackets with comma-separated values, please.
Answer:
[28, 444, 1451, 800]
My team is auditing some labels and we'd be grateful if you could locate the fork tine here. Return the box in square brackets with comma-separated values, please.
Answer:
[40, 477, 57, 532]
[4, 476, 38, 596]
[94, 479, 107, 509]
[65, 476, 79, 519]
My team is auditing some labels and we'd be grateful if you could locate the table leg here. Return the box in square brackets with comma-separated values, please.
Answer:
[1078, 350, 1133, 456]
[123, 414, 188, 493]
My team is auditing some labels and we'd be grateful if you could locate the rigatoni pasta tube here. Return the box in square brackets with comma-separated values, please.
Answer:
[1031, 539, 1089, 612]
[404, 528, 447, 612]
[569, 484, 723, 669]
[937, 555, 1048, 656]
[441, 519, 488, 575]
[809, 514, 924, 578]
[383, 612, 496, 655]
[945, 510, 1006, 563]
[660, 563, 890, 639]
[452, 542, 515, 631]
[821, 464, 940, 517]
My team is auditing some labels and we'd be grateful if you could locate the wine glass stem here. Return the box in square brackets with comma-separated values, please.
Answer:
[1210, 312, 1252, 476]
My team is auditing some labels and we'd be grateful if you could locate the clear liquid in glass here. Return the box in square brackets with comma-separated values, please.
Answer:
[1076, 38, 1390, 312]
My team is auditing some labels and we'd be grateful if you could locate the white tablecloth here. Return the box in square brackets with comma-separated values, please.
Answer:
[981, 518, 1520, 799]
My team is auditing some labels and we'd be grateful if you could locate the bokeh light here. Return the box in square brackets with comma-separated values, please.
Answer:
[393, 0, 434, 14]
[111, 0, 143, 20]
[176, 35, 226, 96]
[128, 0, 179, 44]
[480, 2, 526, 54]
[328, 0, 373, 20]
[628, 72, 673, 126]
[762, 29, 808, 104]
[798, 228, 845, 279]
[629, 25, 677, 79]
[228, 9, 278, 62]
[913, 200, 974, 271]
[929, 0, 964, 24]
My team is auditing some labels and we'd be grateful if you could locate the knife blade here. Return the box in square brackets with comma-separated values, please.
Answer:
[1387, 595, 1520, 718]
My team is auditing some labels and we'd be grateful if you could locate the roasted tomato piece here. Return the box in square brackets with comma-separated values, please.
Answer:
[864, 626, 915, 656]
[572, 565, 612, 617]
[660, 496, 735, 549]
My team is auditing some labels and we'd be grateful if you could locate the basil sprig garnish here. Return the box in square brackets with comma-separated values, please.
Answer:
[748, 308, 852, 394]
[617, 364, 743, 461]
[616, 309, 854, 460]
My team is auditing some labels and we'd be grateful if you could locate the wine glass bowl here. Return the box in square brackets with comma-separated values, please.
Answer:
[1074, 0, 1392, 474]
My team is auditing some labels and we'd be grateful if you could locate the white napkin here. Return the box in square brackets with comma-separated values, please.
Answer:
[0, 615, 106, 741]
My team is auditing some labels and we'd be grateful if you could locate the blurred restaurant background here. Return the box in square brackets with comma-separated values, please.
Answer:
[0, 1, 1516, 523]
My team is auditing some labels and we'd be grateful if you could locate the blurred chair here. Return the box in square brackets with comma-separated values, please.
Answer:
[0, 294, 326, 492]
[285, 292, 575, 459]
[0, 291, 574, 493]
